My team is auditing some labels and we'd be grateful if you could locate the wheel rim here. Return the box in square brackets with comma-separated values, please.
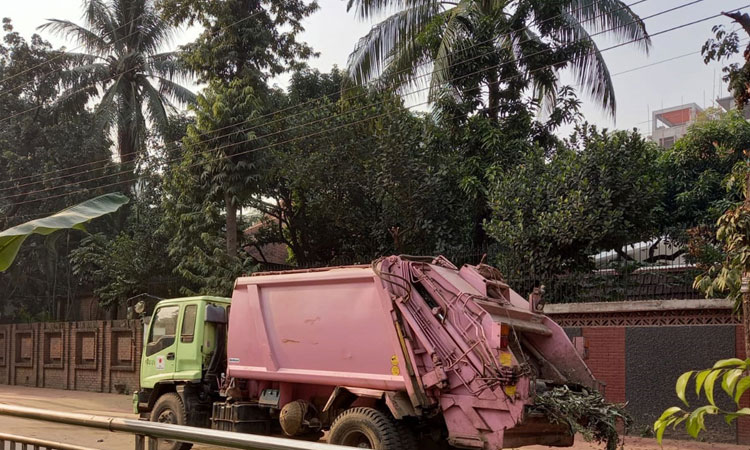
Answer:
[340, 430, 374, 449]
[157, 409, 177, 424]
[156, 409, 178, 446]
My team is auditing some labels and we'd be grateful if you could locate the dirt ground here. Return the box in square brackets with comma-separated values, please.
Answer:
[0, 385, 746, 450]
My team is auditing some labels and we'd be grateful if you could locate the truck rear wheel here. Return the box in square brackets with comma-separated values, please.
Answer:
[329, 407, 415, 450]
[150, 392, 193, 450]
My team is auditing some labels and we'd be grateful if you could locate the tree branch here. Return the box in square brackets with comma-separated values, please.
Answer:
[723, 11, 750, 37]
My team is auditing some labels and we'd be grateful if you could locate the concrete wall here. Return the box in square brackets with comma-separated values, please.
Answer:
[0, 320, 142, 394]
[546, 299, 744, 444]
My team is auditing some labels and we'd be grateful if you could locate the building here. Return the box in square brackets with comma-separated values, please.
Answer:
[648, 103, 702, 149]
[717, 95, 750, 119]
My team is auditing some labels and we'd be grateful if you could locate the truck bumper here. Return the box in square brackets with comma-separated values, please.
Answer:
[134, 389, 152, 414]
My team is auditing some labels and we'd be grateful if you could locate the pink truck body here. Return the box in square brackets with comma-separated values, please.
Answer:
[226, 256, 597, 449]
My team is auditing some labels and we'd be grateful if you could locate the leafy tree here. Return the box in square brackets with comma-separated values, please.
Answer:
[486, 125, 663, 279]
[161, 141, 253, 295]
[660, 110, 750, 242]
[158, 0, 318, 87]
[0, 21, 120, 321]
[656, 22, 750, 442]
[70, 194, 177, 307]
[157, 0, 318, 258]
[177, 79, 259, 257]
[703, 11, 750, 110]
[246, 68, 472, 265]
[39, 0, 195, 165]
[346, 0, 650, 119]
[432, 84, 582, 248]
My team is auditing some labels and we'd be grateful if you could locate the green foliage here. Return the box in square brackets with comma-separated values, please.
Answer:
[655, 358, 750, 443]
[533, 385, 631, 450]
[693, 160, 750, 310]
[69, 193, 177, 307]
[0, 22, 127, 320]
[486, 125, 663, 278]
[158, 0, 319, 279]
[184, 78, 260, 208]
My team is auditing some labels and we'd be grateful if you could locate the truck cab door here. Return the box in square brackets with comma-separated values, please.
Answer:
[173, 303, 203, 380]
[142, 304, 180, 387]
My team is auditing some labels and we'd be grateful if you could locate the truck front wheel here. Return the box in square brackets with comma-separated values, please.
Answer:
[329, 407, 415, 450]
[150, 393, 193, 450]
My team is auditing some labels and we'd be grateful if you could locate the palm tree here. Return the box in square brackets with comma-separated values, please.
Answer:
[347, 0, 650, 119]
[40, 0, 195, 165]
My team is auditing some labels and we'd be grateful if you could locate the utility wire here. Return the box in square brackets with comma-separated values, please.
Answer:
[0, 1, 735, 208]
[0, 0, 654, 189]
[2, 3, 743, 217]
[0, 0, 672, 198]
[0, 0, 713, 201]
[0, 13, 146, 90]
[0, 8, 267, 101]
[0, 0, 673, 201]
[0, 8, 268, 125]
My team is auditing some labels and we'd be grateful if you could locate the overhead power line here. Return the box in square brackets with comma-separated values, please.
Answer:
[0, 0, 654, 189]
[2, 2, 744, 220]
[0, 0, 671, 200]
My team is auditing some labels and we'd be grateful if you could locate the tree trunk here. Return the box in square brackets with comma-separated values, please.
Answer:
[225, 191, 238, 257]
[117, 96, 139, 196]
[487, 70, 501, 121]
[117, 96, 138, 166]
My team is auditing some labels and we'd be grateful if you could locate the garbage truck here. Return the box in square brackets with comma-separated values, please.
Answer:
[134, 255, 599, 450]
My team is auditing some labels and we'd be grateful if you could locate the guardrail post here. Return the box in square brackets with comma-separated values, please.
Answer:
[148, 436, 158, 450]
[135, 434, 145, 450]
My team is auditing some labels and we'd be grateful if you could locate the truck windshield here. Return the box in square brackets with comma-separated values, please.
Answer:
[147, 305, 179, 356]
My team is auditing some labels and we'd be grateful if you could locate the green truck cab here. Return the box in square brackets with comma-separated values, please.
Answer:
[133, 295, 230, 441]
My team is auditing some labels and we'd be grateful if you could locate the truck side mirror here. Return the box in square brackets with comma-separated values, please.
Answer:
[205, 304, 228, 324]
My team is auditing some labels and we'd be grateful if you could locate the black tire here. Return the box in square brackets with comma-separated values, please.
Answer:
[149, 392, 193, 450]
[329, 407, 415, 450]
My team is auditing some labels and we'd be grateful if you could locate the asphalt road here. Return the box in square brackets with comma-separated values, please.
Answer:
[0, 385, 746, 450]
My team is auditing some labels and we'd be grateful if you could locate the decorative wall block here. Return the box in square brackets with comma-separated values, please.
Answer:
[14, 331, 33, 367]
[74, 330, 98, 369]
[43, 331, 64, 368]
[111, 329, 135, 371]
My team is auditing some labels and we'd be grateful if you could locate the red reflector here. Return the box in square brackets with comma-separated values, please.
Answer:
[500, 323, 510, 349]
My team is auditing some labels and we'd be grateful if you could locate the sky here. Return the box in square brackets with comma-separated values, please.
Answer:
[2, 0, 748, 136]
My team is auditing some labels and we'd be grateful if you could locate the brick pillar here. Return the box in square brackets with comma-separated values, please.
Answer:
[65, 322, 72, 390]
[102, 320, 109, 392]
[736, 325, 750, 445]
[9, 324, 15, 385]
[582, 327, 626, 403]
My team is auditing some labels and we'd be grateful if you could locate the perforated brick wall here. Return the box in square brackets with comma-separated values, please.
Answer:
[548, 300, 747, 445]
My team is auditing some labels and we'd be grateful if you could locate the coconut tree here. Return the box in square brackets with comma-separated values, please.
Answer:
[40, 0, 195, 165]
[347, 0, 650, 119]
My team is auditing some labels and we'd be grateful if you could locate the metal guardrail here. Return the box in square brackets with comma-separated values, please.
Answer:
[0, 404, 347, 450]
[0, 433, 98, 450]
